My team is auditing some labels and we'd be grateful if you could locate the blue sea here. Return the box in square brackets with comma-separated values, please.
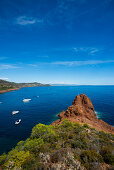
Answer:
[0, 86, 114, 155]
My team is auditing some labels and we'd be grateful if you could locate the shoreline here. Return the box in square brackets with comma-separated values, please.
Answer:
[0, 85, 50, 94]
[0, 87, 21, 94]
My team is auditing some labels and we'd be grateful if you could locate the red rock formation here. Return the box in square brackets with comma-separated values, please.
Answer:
[53, 94, 114, 134]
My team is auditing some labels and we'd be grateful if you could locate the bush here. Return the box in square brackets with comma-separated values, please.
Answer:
[71, 139, 87, 149]
[0, 153, 7, 165]
[80, 150, 103, 169]
[61, 119, 73, 128]
[15, 140, 24, 151]
[31, 123, 55, 141]
[74, 125, 84, 134]
[101, 146, 114, 165]
[83, 123, 89, 128]
[24, 138, 44, 153]
[3, 151, 32, 169]
[73, 122, 82, 127]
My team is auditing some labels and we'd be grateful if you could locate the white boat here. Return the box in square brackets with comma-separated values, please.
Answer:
[0, 102, 2, 104]
[37, 96, 39, 98]
[23, 99, 31, 102]
[15, 119, 21, 125]
[12, 111, 19, 115]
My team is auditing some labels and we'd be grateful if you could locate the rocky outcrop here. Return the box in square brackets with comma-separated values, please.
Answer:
[53, 94, 114, 134]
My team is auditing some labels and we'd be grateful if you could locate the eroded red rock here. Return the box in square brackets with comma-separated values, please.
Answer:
[52, 94, 114, 134]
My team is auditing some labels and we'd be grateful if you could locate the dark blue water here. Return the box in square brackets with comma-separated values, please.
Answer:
[0, 86, 114, 154]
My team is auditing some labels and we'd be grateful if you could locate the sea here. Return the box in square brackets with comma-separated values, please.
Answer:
[0, 86, 114, 155]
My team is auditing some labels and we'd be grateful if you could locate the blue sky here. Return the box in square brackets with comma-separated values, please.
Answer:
[0, 0, 114, 85]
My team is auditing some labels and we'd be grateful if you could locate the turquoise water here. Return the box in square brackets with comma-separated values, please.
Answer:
[0, 86, 114, 154]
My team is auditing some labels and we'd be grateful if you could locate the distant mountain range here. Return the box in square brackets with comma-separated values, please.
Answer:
[0, 79, 50, 91]
[52, 84, 78, 86]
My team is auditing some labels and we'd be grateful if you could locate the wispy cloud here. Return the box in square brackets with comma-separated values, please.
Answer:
[27, 64, 38, 67]
[48, 60, 114, 66]
[16, 16, 43, 25]
[0, 64, 20, 69]
[0, 77, 8, 80]
[73, 47, 99, 55]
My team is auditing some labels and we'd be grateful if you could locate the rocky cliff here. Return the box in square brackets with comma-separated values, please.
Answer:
[53, 94, 114, 134]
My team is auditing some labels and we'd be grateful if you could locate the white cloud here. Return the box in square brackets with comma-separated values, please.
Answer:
[48, 60, 114, 66]
[27, 64, 37, 67]
[16, 16, 43, 25]
[73, 47, 99, 55]
[89, 48, 99, 55]
[0, 64, 20, 69]
[0, 77, 9, 80]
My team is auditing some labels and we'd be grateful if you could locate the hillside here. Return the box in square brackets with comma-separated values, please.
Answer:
[0, 80, 19, 90]
[0, 80, 50, 92]
[0, 120, 114, 169]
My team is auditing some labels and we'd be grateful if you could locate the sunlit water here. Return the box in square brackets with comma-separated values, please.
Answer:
[0, 86, 114, 154]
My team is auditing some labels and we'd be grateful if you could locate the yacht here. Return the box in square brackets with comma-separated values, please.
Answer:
[12, 111, 19, 115]
[23, 99, 31, 102]
[15, 119, 21, 125]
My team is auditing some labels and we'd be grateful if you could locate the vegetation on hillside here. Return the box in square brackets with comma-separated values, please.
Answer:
[0, 80, 50, 91]
[0, 120, 114, 170]
[0, 80, 19, 90]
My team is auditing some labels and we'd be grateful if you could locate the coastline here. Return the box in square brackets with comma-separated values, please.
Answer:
[0, 80, 51, 94]
[0, 85, 50, 94]
[0, 87, 21, 94]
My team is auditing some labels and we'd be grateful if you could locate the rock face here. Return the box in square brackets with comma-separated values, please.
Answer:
[53, 94, 114, 134]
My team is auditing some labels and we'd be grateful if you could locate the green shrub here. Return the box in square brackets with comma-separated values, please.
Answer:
[101, 146, 114, 165]
[71, 139, 87, 149]
[24, 138, 44, 153]
[80, 150, 103, 169]
[3, 151, 32, 169]
[0, 153, 7, 165]
[83, 123, 89, 128]
[15, 140, 24, 151]
[61, 119, 73, 127]
[74, 126, 84, 134]
[31, 123, 55, 141]
[74, 152, 81, 162]
[73, 122, 82, 127]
